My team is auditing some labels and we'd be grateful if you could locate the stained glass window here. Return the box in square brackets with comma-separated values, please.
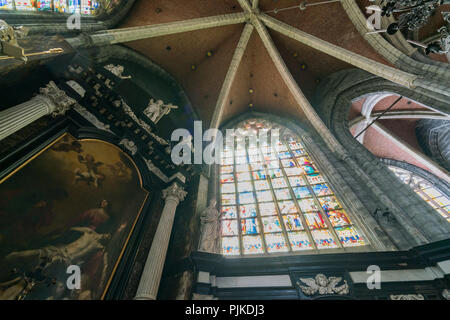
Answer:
[219, 118, 367, 256]
[0, 0, 107, 15]
[388, 166, 450, 223]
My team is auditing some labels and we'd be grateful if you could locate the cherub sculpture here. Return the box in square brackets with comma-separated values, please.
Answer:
[296, 274, 349, 296]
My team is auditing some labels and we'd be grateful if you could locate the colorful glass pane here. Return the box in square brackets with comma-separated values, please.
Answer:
[284, 167, 304, 176]
[274, 188, 291, 200]
[326, 210, 351, 227]
[222, 220, 238, 236]
[36, 0, 52, 11]
[221, 193, 236, 205]
[279, 200, 298, 214]
[256, 190, 273, 202]
[283, 214, 304, 231]
[293, 186, 312, 199]
[271, 177, 288, 188]
[266, 160, 280, 169]
[236, 164, 249, 172]
[304, 212, 327, 229]
[278, 151, 292, 159]
[240, 204, 257, 218]
[0, 0, 14, 9]
[268, 169, 283, 178]
[252, 170, 267, 180]
[241, 218, 259, 234]
[292, 149, 307, 157]
[220, 174, 234, 183]
[236, 172, 251, 181]
[221, 206, 237, 219]
[259, 202, 277, 216]
[221, 165, 233, 173]
[262, 216, 282, 233]
[298, 199, 320, 212]
[335, 226, 365, 247]
[236, 157, 248, 165]
[311, 230, 338, 248]
[251, 162, 264, 171]
[242, 235, 264, 254]
[281, 159, 296, 168]
[318, 196, 341, 211]
[307, 173, 325, 185]
[254, 180, 270, 190]
[288, 176, 306, 187]
[288, 232, 313, 251]
[265, 233, 289, 252]
[222, 236, 240, 255]
[312, 184, 333, 197]
[221, 183, 235, 194]
[237, 182, 253, 192]
[15, 0, 35, 10]
[239, 192, 255, 204]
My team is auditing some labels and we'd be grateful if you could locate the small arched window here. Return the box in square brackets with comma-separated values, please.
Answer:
[388, 164, 450, 223]
[219, 118, 367, 256]
[0, 0, 116, 15]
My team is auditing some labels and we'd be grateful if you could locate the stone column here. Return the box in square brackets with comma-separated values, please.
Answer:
[0, 81, 76, 141]
[135, 182, 187, 300]
[66, 13, 246, 48]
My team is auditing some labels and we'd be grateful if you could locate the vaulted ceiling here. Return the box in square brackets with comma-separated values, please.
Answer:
[117, 0, 444, 128]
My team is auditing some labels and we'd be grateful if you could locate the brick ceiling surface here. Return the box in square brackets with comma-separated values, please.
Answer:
[119, 0, 447, 127]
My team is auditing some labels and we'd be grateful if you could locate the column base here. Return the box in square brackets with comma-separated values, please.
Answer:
[134, 294, 156, 300]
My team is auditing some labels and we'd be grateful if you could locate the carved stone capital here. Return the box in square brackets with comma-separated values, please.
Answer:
[162, 182, 187, 202]
[37, 81, 76, 117]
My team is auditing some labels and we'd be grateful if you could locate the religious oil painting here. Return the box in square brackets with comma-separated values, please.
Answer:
[0, 134, 148, 300]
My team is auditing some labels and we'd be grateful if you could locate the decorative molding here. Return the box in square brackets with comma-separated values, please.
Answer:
[119, 99, 169, 147]
[145, 159, 169, 183]
[390, 294, 425, 300]
[296, 274, 349, 296]
[73, 104, 113, 133]
[119, 138, 138, 156]
[66, 80, 86, 98]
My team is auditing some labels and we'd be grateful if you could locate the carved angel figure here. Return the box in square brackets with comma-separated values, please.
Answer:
[104, 64, 132, 79]
[144, 98, 178, 124]
[296, 274, 349, 296]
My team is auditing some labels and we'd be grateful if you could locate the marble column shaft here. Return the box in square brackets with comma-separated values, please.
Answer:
[0, 81, 76, 141]
[135, 182, 187, 300]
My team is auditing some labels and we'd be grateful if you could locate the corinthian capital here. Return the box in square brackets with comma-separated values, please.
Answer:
[38, 81, 76, 117]
[162, 182, 187, 202]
